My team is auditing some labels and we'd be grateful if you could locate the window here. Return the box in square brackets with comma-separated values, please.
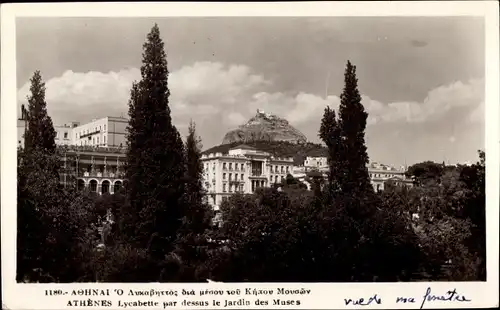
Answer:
[223, 184, 226, 192]
[97, 137, 100, 144]
[229, 163, 232, 170]
[241, 174, 244, 181]
[286, 166, 289, 173]
[229, 173, 232, 181]
[281, 166, 284, 173]
[104, 125, 106, 132]
[241, 163, 244, 170]
[104, 136, 106, 144]
[223, 173, 226, 180]
[223, 163, 226, 170]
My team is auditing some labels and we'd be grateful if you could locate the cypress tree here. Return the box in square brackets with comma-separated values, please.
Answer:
[183, 120, 211, 234]
[170, 121, 213, 281]
[319, 106, 343, 197]
[23, 71, 57, 153]
[337, 61, 373, 194]
[125, 24, 186, 258]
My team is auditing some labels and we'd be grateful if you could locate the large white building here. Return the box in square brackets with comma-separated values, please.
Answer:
[201, 145, 294, 209]
[72, 116, 127, 147]
[17, 106, 127, 149]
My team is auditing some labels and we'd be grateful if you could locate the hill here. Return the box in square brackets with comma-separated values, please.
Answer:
[222, 109, 307, 145]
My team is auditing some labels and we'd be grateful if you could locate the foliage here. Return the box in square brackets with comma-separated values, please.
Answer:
[23, 71, 57, 153]
[207, 186, 421, 282]
[172, 121, 214, 282]
[17, 148, 94, 282]
[181, 121, 212, 235]
[319, 106, 342, 195]
[335, 61, 373, 195]
[124, 24, 186, 260]
[379, 157, 485, 281]
[405, 161, 445, 186]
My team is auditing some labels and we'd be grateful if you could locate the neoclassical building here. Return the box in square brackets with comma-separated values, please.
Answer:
[201, 145, 294, 209]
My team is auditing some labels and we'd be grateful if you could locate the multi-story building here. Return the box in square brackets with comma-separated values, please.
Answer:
[59, 145, 126, 195]
[293, 156, 412, 192]
[18, 106, 127, 194]
[55, 122, 80, 145]
[367, 162, 412, 191]
[72, 116, 127, 147]
[304, 156, 328, 169]
[17, 105, 127, 148]
[201, 145, 294, 209]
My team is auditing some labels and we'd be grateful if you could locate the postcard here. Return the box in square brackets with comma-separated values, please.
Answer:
[1, 1, 499, 309]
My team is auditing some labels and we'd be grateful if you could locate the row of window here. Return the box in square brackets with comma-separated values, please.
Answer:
[270, 175, 285, 183]
[305, 160, 326, 167]
[76, 124, 107, 140]
[222, 183, 244, 193]
[222, 173, 244, 181]
[78, 135, 107, 146]
[370, 173, 401, 179]
[204, 162, 291, 174]
[222, 162, 245, 171]
[270, 165, 289, 174]
[56, 131, 69, 139]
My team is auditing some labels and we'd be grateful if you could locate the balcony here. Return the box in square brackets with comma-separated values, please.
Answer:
[79, 129, 101, 139]
[79, 171, 125, 179]
[60, 145, 127, 154]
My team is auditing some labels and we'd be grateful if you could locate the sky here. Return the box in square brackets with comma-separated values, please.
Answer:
[16, 17, 485, 166]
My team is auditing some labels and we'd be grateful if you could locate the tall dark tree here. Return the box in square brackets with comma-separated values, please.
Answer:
[23, 71, 57, 153]
[125, 24, 186, 259]
[168, 121, 213, 281]
[182, 120, 211, 234]
[337, 61, 372, 195]
[319, 106, 342, 196]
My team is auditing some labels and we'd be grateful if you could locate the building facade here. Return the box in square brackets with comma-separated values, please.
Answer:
[18, 107, 127, 195]
[17, 106, 127, 149]
[293, 156, 412, 192]
[201, 145, 294, 209]
[72, 116, 127, 147]
[59, 145, 126, 195]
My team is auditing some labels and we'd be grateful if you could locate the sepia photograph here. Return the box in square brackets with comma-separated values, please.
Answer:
[13, 15, 488, 284]
[4, 5, 494, 292]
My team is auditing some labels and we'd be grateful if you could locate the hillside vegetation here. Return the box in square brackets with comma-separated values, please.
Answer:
[202, 140, 328, 165]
